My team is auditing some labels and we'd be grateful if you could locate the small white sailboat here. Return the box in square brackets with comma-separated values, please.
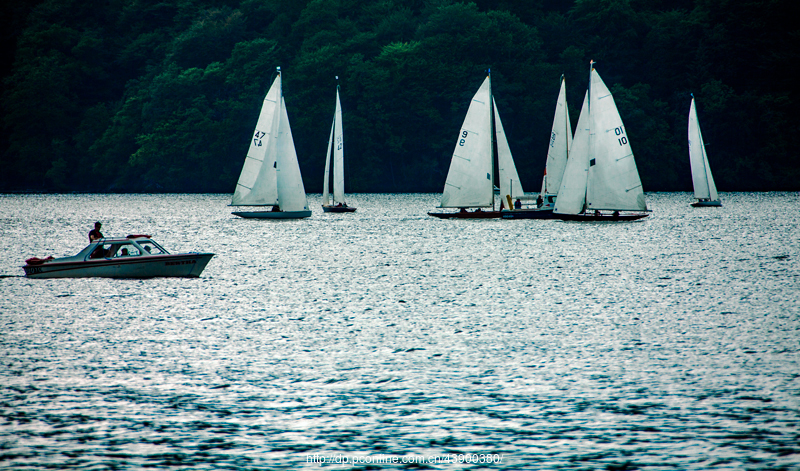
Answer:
[429, 71, 524, 219]
[230, 67, 311, 219]
[554, 61, 649, 221]
[502, 75, 572, 219]
[322, 80, 355, 213]
[688, 95, 721, 207]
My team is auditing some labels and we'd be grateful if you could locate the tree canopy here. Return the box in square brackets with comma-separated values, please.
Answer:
[1, 0, 797, 193]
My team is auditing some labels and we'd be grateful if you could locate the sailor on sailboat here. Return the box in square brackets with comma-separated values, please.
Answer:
[502, 75, 572, 219]
[688, 94, 722, 207]
[553, 61, 649, 221]
[230, 67, 312, 219]
[429, 70, 524, 219]
[322, 78, 356, 213]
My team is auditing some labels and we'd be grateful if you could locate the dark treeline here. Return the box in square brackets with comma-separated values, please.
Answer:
[1, 0, 797, 193]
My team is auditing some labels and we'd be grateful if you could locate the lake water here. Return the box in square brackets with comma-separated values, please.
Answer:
[1, 192, 799, 470]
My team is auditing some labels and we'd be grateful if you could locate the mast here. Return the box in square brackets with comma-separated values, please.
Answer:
[584, 60, 594, 213]
[489, 68, 495, 211]
[564, 74, 571, 160]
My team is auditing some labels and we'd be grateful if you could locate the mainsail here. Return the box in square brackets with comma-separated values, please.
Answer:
[553, 90, 590, 214]
[274, 95, 309, 212]
[541, 77, 572, 197]
[332, 88, 345, 204]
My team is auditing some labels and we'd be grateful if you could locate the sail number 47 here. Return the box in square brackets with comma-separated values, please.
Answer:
[253, 131, 266, 146]
[614, 126, 627, 146]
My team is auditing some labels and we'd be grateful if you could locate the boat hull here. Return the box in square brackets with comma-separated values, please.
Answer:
[691, 200, 722, 207]
[322, 205, 356, 213]
[501, 209, 557, 219]
[556, 213, 649, 222]
[23, 253, 214, 279]
[428, 211, 502, 219]
[232, 210, 312, 219]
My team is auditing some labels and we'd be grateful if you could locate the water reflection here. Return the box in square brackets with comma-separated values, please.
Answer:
[1, 192, 798, 469]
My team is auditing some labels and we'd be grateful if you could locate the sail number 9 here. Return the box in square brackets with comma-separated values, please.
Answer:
[459, 130, 468, 146]
[614, 126, 627, 146]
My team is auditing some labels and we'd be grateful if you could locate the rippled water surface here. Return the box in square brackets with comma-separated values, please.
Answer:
[2, 192, 799, 470]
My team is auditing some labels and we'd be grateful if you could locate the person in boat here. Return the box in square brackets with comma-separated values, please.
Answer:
[90, 244, 106, 259]
[594, 210, 601, 217]
[459, 208, 468, 213]
[536, 195, 543, 208]
[88, 222, 103, 242]
[271, 205, 280, 212]
[612, 211, 620, 218]
[474, 208, 483, 213]
[514, 199, 522, 209]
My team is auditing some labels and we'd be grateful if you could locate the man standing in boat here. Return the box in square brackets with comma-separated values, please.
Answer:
[88, 222, 103, 242]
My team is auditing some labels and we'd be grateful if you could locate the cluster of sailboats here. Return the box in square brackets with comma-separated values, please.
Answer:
[22, 63, 721, 279]
[230, 62, 720, 221]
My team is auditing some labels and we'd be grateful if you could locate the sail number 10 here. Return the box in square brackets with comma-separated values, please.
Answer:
[614, 126, 627, 146]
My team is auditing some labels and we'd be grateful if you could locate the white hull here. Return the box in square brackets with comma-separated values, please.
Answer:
[691, 199, 722, 207]
[232, 210, 311, 219]
[24, 253, 213, 279]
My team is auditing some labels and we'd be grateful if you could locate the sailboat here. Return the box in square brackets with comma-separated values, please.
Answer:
[428, 71, 524, 219]
[502, 75, 572, 219]
[230, 67, 312, 219]
[553, 61, 649, 221]
[321, 80, 355, 213]
[688, 95, 721, 207]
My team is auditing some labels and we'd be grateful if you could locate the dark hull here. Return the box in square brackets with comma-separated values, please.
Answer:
[501, 209, 557, 219]
[428, 211, 502, 219]
[556, 213, 649, 222]
[322, 206, 356, 213]
[232, 210, 311, 219]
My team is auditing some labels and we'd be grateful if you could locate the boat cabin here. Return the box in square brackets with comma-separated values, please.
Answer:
[83, 237, 169, 261]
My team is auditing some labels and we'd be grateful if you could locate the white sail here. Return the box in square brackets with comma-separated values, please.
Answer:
[541, 77, 572, 196]
[554, 91, 590, 214]
[321, 120, 334, 206]
[332, 88, 345, 204]
[688, 98, 719, 202]
[585, 69, 647, 212]
[440, 75, 493, 208]
[231, 75, 281, 206]
[494, 99, 524, 203]
[274, 96, 309, 212]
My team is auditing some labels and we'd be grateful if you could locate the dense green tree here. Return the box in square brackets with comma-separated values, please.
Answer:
[0, 0, 797, 192]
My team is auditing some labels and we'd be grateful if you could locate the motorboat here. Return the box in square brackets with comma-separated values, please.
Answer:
[23, 235, 214, 279]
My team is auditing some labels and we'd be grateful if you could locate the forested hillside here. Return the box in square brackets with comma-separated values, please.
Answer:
[1, 0, 797, 193]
